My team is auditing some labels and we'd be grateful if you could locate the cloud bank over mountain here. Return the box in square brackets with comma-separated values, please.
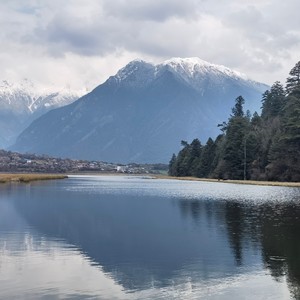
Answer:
[0, 0, 299, 91]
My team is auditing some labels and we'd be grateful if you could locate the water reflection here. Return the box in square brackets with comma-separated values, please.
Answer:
[0, 176, 299, 299]
[177, 197, 300, 299]
[9, 187, 234, 292]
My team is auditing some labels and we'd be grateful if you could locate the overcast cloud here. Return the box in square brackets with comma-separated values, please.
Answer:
[0, 0, 299, 91]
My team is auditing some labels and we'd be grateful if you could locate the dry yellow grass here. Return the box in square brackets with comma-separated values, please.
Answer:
[0, 173, 68, 183]
[154, 175, 300, 188]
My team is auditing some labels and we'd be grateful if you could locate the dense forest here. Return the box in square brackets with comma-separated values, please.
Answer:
[169, 61, 300, 182]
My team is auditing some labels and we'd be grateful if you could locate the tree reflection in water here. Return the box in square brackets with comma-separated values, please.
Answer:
[177, 198, 300, 299]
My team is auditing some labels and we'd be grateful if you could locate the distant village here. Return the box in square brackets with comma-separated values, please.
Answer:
[0, 150, 167, 174]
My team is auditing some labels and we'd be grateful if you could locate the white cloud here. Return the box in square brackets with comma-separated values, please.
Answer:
[102, 0, 203, 21]
[0, 0, 300, 91]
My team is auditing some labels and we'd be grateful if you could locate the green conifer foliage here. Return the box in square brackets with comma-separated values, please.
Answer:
[231, 96, 245, 117]
[168, 153, 177, 176]
[286, 61, 300, 94]
[197, 138, 216, 178]
[261, 82, 285, 119]
[168, 61, 300, 182]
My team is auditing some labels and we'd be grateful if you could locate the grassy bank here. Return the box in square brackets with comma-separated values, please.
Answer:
[0, 173, 68, 183]
[154, 175, 300, 188]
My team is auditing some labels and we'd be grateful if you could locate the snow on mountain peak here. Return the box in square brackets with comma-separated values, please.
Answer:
[1, 79, 35, 94]
[161, 57, 249, 81]
[112, 57, 263, 91]
[0, 79, 85, 148]
[115, 59, 155, 86]
[0, 79, 85, 96]
[0, 79, 83, 114]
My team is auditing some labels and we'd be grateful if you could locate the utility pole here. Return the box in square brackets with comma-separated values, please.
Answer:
[243, 137, 247, 180]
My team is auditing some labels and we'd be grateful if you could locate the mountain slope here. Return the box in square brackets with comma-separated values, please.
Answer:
[12, 58, 268, 163]
[0, 79, 82, 148]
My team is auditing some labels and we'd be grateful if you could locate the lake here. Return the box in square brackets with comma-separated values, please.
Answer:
[0, 175, 300, 299]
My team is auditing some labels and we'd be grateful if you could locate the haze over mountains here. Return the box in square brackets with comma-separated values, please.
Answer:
[11, 58, 268, 163]
[0, 79, 82, 148]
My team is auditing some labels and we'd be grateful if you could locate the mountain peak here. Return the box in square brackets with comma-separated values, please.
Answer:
[115, 60, 155, 85]
[0, 79, 86, 97]
[0, 80, 84, 148]
[163, 57, 210, 67]
[111, 57, 265, 91]
[12, 57, 268, 163]
[161, 57, 249, 81]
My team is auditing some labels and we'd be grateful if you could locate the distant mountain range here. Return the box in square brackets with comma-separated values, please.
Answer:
[0, 79, 82, 148]
[11, 58, 269, 163]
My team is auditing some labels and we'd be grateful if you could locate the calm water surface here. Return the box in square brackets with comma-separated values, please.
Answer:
[0, 175, 300, 299]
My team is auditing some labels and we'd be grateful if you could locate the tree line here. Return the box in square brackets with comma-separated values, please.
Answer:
[169, 61, 300, 182]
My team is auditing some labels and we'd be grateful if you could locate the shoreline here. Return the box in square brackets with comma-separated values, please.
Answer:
[69, 173, 300, 187]
[0, 173, 68, 183]
[1, 172, 299, 187]
[153, 175, 300, 188]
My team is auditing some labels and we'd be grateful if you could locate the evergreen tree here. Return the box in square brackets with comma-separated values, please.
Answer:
[259, 82, 285, 178]
[261, 90, 271, 116]
[223, 116, 249, 179]
[251, 111, 261, 128]
[197, 138, 216, 178]
[189, 139, 203, 177]
[168, 61, 300, 182]
[168, 153, 177, 176]
[211, 134, 226, 179]
[286, 61, 300, 94]
[270, 82, 285, 116]
[269, 86, 300, 181]
[219, 96, 250, 179]
[231, 96, 245, 117]
[283, 87, 300, 146]
[247, 112, 266, 180]
[175, 141, 191, 176]
[261, 82, 285, 119]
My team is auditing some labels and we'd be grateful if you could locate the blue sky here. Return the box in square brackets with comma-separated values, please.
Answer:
[1, 0, 299, 91]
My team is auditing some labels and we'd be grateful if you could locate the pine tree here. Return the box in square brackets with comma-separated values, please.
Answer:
[211, 134, 226, 179]
[267, 64, 300, 181]
[168, 153, 177, 176]
[223, 96, 250, 179]
[272, 87, 300, 181]
[224, 117, 249, 179]
[261, 82, 285, 119]
[283, 88, 300, 145]
[270, 82, 285, 116]
[197, 138, 216, 178]
[169, 61, 300, 182]
[286, 61, 300, 94]
[261, 90, 271, 117]
[231, 96, 245, 117]
[251, 111, 261, 128]
[175, 141, 191, 176]
[189, 139, 203, 177]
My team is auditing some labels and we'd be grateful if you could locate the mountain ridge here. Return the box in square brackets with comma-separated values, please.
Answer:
[0, 79, 84, 148]
[11, 57, 269, 163]
[113, 57, 265, 90]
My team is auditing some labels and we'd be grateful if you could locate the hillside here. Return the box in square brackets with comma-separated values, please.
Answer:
[0, 79, 82, 148]
[12, 58, 268, 163]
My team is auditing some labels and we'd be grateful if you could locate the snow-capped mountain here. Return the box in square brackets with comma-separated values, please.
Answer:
[12, 58, 269, 163]
[0, 79, 83, 148]
[114, 57, 265, 91]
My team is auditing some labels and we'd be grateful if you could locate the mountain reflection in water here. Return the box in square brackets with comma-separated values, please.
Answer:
[0, 175, 299, 299]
